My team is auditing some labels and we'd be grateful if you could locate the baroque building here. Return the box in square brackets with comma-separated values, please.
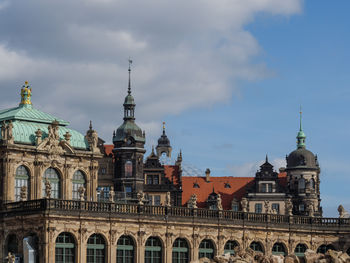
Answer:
[0, 73, 349, 263]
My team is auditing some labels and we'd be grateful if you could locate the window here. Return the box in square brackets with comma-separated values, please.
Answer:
[42, 168, 61, 199]
[97, 186, 110, 202]
[72, 170, 86, 200]
[199, 239, 215, 259]
[317, 244, 335, 254]
[310, 178, 315, 189]
[125, 186, 132, 193]
[255, 203, 262, 213]
[272, 243, 286, 256]
[15, 165, 30, 201]
[250, 242, 263, 253]
[117, 235, 134, 263]
[172, 238, 189, 263]
[153, 195, 161, 206]
[224, 240, 239, 256]
[272, 203, 280, 214]
[298, 178, 305, 191]
[232, 203, 239, 212]
[145, 237, 162, 263]
[224, 183, 231, 188]
[294, 244, 307, 257]
[55, 232, 75, 263]
[193, 183, 200, 188]
[147, 175, 159, 185]
[267, 183, 272, 193]
[87, 234, 106, 263]
[125, 161, 133, 177]
[299, 204, 305, 212]
[260, 183, 272, 193]
[6, 234, 18, 255]
[101, 168, 106, 175]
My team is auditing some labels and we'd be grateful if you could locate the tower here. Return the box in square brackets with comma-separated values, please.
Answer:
[112, 60, 146, 195]
[156, 122, 172, 158]
[286, 110, 322, 216]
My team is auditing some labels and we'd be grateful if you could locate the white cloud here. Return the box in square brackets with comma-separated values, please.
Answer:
[0, 0, 302, 143]
[227, 158, 286, 177]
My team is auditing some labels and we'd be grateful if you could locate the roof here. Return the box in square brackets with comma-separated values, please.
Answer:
[164, 165, 180, 186]
[104, 145, 114, 156]
[182, 176, 255, 209]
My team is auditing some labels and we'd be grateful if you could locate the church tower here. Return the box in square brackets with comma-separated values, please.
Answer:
[156, 122, 172, 158]
[112, 60, 146, 195]
[286, 110, 322, 216]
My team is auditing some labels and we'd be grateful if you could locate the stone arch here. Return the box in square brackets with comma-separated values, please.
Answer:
[317, 244, 336, 254]
[250, 241, 264, 253]
[55, 232, 77, 263]
[272, 242, 288, 256]
[87, 233, 108, 263]
[172, 237, 191, 263]
[5, 233, 18, 255]
[14, 165, 31, 201]
[144, 236, 164, 263]
[224, 240, 240, 255]
[72, 170, 87, 200]
[198, 238, 216, 259]
[42, 167, 63, 199]
[294, 243, 308, 257]
[116, 234, 137, 263]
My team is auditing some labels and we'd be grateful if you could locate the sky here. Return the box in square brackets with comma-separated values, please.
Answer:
[0, 0, 349, 216]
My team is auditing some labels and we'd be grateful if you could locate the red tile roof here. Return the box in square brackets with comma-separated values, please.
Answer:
[164, 165, 180, 186]
[104, 145, 114, 156]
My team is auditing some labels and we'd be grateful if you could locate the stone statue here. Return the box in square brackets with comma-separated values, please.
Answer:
[307, 202, 314, 217]
[7, 120, 13, 142]
[85, 121, 100, 153]
[137, 190, 145, 205]
[264, 200, 270, 214]
[187, 194, 197, 208]
[1, 121, 6, 139]
[338, 205, 350, 218]
[216, 193, 223, 210]
[165, 191, 171, 207]
[109, 186, 115, 202]
[20, 186, 27, 201]
[6, 252, 16, 263]
[78, 186, 86, 201]
[64, 131, 71, 144]
[241, 197, 248, 212]
[285, 198, 293, 216]
[35, 128, 43, 145]
[45, 178, 52, 198]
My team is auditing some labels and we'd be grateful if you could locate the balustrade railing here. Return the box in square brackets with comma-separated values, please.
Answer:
[2, 199, 350, 228]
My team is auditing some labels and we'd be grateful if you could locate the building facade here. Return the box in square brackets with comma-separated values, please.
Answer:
[0, 77, 349, 263]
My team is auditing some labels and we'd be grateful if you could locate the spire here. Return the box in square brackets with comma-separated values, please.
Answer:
[128, 58, 132, 95]
[296, 107, 306, 149]
[19, 81, 32, 106]
[89, 120, 93, 131]
[162, 121, 166, 135]
[265, 154, 268, 163]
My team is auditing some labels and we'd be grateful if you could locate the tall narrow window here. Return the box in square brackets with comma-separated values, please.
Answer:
[298, 178, 305, 191]
[145, 237, 162, 263]
[199, 239, 215, 259]
[172, 238, 189, 263]
[55, 232, 75, 263]
[125, 161, 133, 177]
[272, 203, 280, 214]
[117, 235, 134, 263]
[224, 240, 239, 256]
[255, 203, 262, 213]
[15, 165, 30, 201]
[72, 170, 86, 200]
[87, 234, 106, 263]
[42, 168, 61, 199]
[310, 178, 315, 189]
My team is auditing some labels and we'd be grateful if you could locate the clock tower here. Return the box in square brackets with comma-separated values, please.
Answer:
[112, 60, 146, 195]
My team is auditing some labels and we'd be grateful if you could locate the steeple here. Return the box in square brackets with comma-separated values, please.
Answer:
[156, 121, 172, 158]
[123, 59, 136, 121]
[19, 81, 32, 107]
[297, 107, 306, 149]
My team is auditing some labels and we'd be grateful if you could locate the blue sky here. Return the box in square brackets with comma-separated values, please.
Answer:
[0, 0, 348, 216]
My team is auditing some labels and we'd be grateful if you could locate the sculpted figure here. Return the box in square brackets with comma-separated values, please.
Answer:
[45, 178, 52, 198]
[109, 186, 115, 202]
[187, 194, 197, 208]
[165, 191, 171, 207]
[216, 193, 223, 210]
[241, 197, 248, 212]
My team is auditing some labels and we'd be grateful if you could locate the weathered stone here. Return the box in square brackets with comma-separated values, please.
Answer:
[284, 254, 299, 263]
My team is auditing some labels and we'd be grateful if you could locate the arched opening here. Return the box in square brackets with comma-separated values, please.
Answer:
[294, 243, 307, 257]
[310, 178, 315, 189]
[55, 232, 76, 263]
[117, 235, 135, 263]
[42, 168, 61, 198]
[6, 234, 18, 255]
[317, 244, 336, 254]
[145, 236, 162, 263]
[72, 170, 86, 200]
[15, 165, 30, 201]
[272, 242, 287, 256]
[250, 241, 264, 253]
[23, 234, 39, 263]
[172, 238, 189, 263]
[224, 240, 239, 256]
[199, 239, 215, 259]
[87, 234, 106, 263]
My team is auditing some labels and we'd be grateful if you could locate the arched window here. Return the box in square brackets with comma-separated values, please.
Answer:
[42, 168, 61, 198]
[15, 165, 30, 201]
[87, 234, 106, 263]
[72, 170, 86, 200]
[125, 161, 133, 177]
[55, 232, 75, 263]
[172, 238, 189, 263]
[199, 239, 215, 259]
[272, 243, 286, 256]
[117, 235, 135, 263]
[250, 241, 263, 253]
[6, 234, 18, 255]
[317, 244, 335, 254]
[294, 244, 307, 257]
[310, 178, 315, 189]
[224, 240, 239, 255]
[145, 237, 162, 263]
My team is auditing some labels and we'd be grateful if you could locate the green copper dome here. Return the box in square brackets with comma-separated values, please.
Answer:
[114, 121, 145, 143]
[124, 94, 135, 105]
[0, 83, 89, 150]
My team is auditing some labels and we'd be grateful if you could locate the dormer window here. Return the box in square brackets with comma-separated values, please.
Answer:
[193, 183, 200, 188]
[147, 174, 159, 185]
[224, 183, 231, 188]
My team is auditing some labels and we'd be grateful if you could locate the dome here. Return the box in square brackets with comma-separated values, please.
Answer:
[286, 147, 318, 169]
[114, 121, 145, 143]
[124, 94, 135, 105]
[158, 134, 170, 146]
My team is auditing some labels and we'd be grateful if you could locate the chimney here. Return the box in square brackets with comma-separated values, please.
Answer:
[205, 168, 211, 183]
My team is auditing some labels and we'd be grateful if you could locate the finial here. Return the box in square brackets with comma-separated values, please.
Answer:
[113, 130, 116, 137]
[299, 105, 302, 131]
[128, 57, 132, 95]
[265, 154, 268, 163]
[152, 145, 155, 154]
[296, 107, 306, 149]
[162, 121, 166, 135]
[89, 120, 93, 130]
[19, 81, 32, 106]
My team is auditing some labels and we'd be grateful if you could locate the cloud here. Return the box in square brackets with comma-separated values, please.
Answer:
[227, 158, 286, 177]
[0, 0, 302, 143]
